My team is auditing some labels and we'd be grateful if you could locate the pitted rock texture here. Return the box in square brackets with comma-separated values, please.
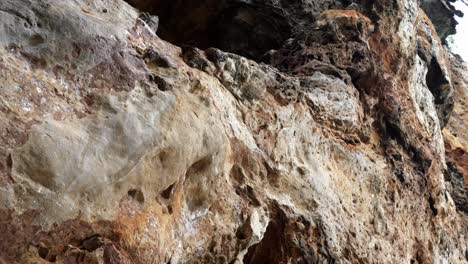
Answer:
[126, 0, 373, 60]
[444, 53, 468, 211]
[0, 0, 467, 263]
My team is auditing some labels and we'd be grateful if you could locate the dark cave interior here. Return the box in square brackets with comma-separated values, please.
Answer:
[125, 0, 293, 60]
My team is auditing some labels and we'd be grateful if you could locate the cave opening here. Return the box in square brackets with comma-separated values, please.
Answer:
[125, 0, 293, 61]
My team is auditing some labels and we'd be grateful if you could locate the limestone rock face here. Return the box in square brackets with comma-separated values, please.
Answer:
[420, 0, 463, 41]
[0, 0, 467, 263]
[444, 53, 468, 212]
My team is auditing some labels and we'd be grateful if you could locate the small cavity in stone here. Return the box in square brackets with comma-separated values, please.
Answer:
[128, 189, 145, 204]
[161, 183, 175, 199]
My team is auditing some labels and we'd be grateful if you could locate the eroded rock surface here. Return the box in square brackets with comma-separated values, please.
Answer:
[0, 0, 467, 263]
[444, 53, 468, 212]
[420, 0, 464, 41]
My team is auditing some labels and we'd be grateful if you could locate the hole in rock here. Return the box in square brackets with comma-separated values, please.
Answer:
[186, 156, 212, 178]
[243, 219, 286, 264]
[38, 246, 49, 259]
[160, 183, 175, 199]
[235, 222, 251, 240]
[6, 153, 12, 171]
[426, 57, 450, 104]
[428, 195, 438, 216]
[242, 202, 300, 263]
[125, 0, 292, 61]
[235, 185, 261, 207]
[80, 235, 105, 252]
[37, 246, 56, 262]
[128, 189, 145, 204]
[158, 149, 171, 165]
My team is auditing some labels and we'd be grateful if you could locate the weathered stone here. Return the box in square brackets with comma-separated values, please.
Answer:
[0, 0, 467, 263]
[420, 0, 464, 41]
[444, 52, 468, 192]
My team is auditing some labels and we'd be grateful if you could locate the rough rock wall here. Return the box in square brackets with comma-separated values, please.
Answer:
[420, 0, 463, 42]
[0, 0, 467, 263]
[444, 53, 468, 211]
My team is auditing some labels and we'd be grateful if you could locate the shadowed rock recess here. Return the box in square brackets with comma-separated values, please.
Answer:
[0, 0, 467, 263]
